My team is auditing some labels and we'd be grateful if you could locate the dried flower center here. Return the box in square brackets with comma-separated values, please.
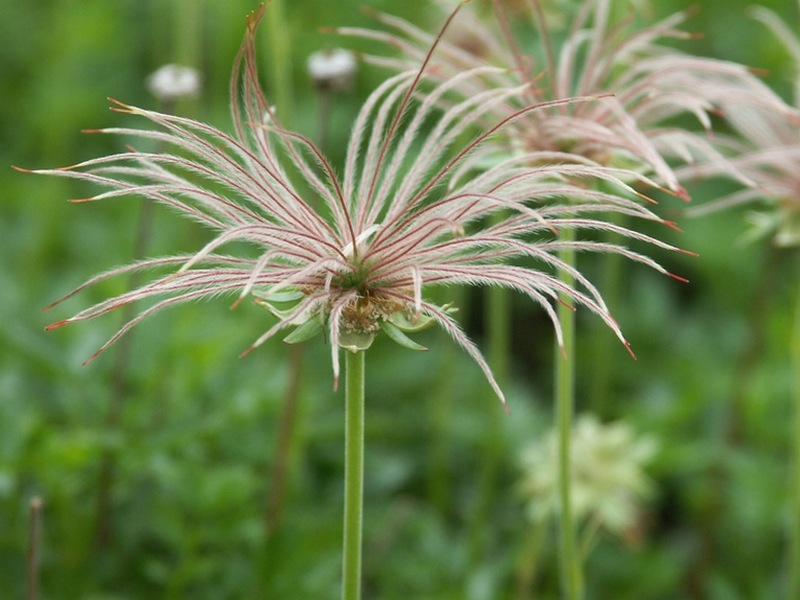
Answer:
[339, 292, 407, 333]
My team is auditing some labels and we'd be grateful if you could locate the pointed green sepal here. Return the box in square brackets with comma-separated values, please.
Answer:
[283, 316, 323, 344]
[263, 290, 305, 303]
[254, 298, 295, 321]
[381, 321, 428, 351]
[388, 310, 435, 332]
[339, 330, 375, 353]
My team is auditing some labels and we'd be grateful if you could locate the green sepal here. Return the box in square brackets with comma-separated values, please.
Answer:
[255, 289, 311, 324]
[339, 330, 375, 353]
[381, 321, 428, 351]
[283, 316, 323, 344]
[263, 290, 305, 303]
[388, 303, 457, 333]
[388, 310, 435, 332]
[254, 298, 295, 321]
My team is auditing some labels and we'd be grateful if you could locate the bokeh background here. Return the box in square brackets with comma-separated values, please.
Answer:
[1, 0, 798, 598]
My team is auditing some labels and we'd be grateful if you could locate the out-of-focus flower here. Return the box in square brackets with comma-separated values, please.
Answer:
[679, 4, 800, 247]
[146, 64, 202, 101]
[340, 0, 782, 196]
[518, 414, 658, 537]
[307, 48, 357, 91]
[25, 5, 683, 406]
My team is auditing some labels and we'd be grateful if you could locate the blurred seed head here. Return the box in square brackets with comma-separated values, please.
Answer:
[307, 48, 357, 92]
[146, 64, 202, 101]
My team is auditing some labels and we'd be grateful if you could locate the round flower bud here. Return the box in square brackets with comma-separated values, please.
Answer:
[146, 64, 202, 101]
[306, 48, 357, 92]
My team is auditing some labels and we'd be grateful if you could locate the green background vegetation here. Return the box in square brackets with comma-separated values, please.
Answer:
[1, 0, 798, 598]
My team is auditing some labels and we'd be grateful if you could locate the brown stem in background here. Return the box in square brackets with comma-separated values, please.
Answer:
[317, 88, 333, 158]
[265, 343, 305, 534]
[92, 97, 174, 550]
[92, 196, 157, 551]
[684, 243, 785, 597]
[727, 244, 786, 444]
[27, 496, 43, 600]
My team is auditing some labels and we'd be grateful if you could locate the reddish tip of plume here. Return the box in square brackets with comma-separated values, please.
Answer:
[107, 97, 134, 113]
[747, 65, 769, 75]
[667, 272, 690, 284]
[675, 186, 691, 202]
[81, 352, 101, 367]
[502, 401, 511, 415]
[624, 341, 637, 360]
[239, 346, 255, 359]
[68, 197, 94, 204]
[662, 220, 683, 233]
[11, 165, 32, 174]
[318, 26, 336, 34]
[44, 320, 69, 331]
[633, 190, 657, 205]
[556, 297, 576, 312]
[684, 5, 701, 17]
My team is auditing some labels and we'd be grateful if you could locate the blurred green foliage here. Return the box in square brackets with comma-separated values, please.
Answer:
[1, 0, 798, 598]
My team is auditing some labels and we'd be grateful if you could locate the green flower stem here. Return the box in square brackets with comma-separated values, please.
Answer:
[555, 227, 583, 600]
[468, 284, 510, 565]
[515, 523, 546, 600]
[264, 0, 293, 127]
[790, 269, 800, 600]
[587, 213, 626, 417]
[265, 344, 305, 535]
[343, 350, 365, 600]
[175, 0, 202, 68]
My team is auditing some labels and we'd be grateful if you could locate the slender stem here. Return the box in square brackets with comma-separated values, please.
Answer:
[264, 0, 293, 126]
[27, 497, 43, 600]
[789, 265, 800, 600]
[555, 227, 583, 600]
[426, 285, 465, 514]
[342, 350, 365, 600]
[487, 285, 511, 388]
[94, 98, 177, 551]
[265, 344, 306, 536]
[468, 284, 509, 565]
[515, 522, 546, 600]
[587, 213, 626, 417]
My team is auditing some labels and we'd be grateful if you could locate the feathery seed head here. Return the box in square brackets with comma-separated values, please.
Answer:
[28, 4, 685, 407]
[344, 0, 780, 199]
[680, 5, 800, 246]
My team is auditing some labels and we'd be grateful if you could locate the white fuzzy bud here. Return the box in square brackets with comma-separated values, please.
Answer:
[146, 64, 202, 101]
[306, 48, 357, 91]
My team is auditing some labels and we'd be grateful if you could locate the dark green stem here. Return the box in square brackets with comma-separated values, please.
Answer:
[468, 284, 510, 565]
[555, 227, 583, 600]
[27, 497, 42, 600]
[790, 266, 800, 600]
[265, 344, 305, 536]
[343, 350, 365, 600]
[264, 0, 293, 126]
